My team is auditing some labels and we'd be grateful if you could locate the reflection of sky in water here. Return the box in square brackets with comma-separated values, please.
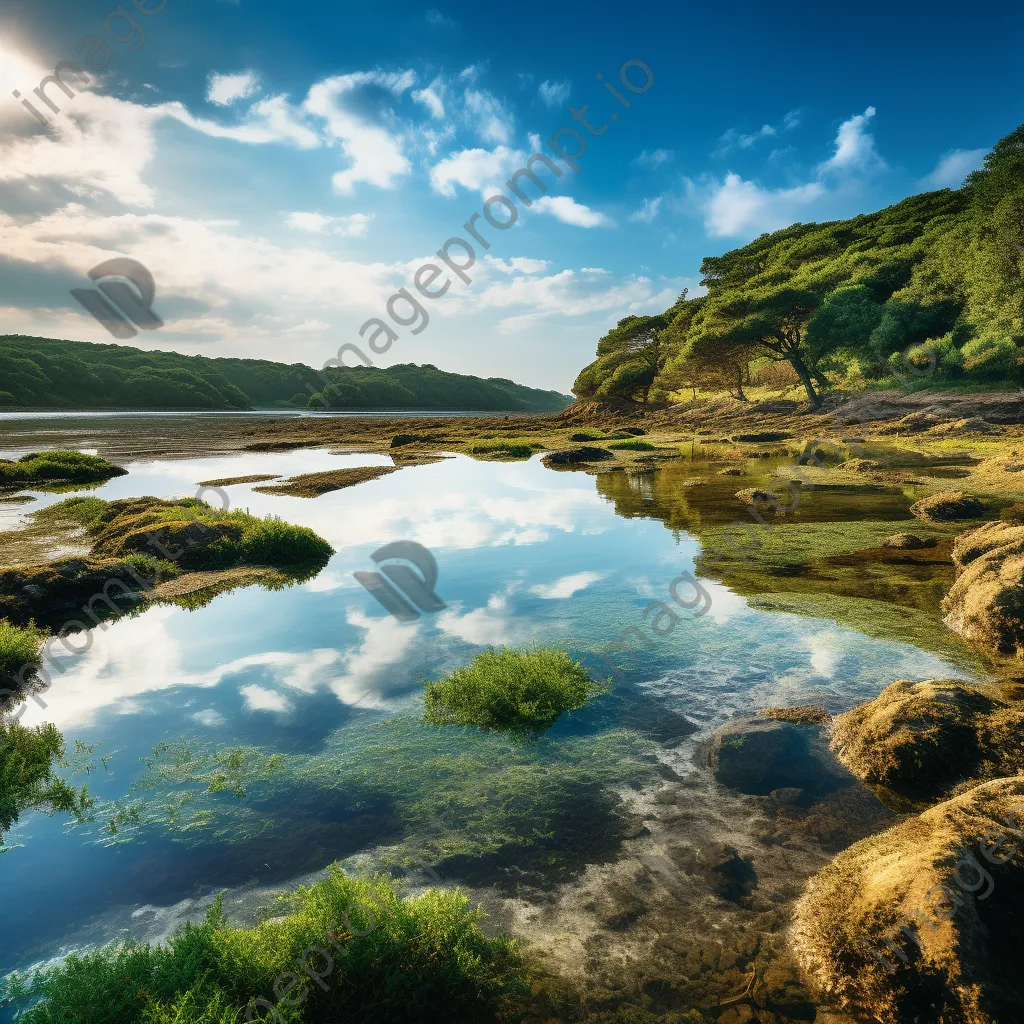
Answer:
[1, 451, 964, 976]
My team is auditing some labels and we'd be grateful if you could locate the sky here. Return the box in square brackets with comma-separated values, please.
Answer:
[0, 0, 1021, 393]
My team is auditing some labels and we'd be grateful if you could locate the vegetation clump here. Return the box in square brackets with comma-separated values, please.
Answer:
[464, 439, 537, 460]
[541, 447, 614, 466]
[1, 867, 526, 1023]
[0, 618, 46, 690]
[910, 490, 988, 521]
[606, 439, 656, 451]
[253, 465, 399, 497]
[423, 648, 604, 739]
[0, 451, 126, 489]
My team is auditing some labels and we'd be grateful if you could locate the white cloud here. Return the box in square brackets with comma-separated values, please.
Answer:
[284, 211, 372, 236]
[463, 88, 513, 145]
[425, 8, 458, 27]
[206, 71, 260, 106]
[633, 148, 672, 169]
[484, 256, 550, 274]
[435, 593, 527, 645]
[429, 144, 524, 197]
[303, 69, 416, 193]
[412, 83, 445, 119]
[532, 195, 613, 228]
[538, 80, 571, 108]
[920, 147, 988, 189]
[703, 172, 825, 237]
[240, 684, 293, 712]
[192, 709, 226, 727]
[530, 571, 604, 599]
[714, 109, 802, 157]
[819, 105, 884, 173]
[629, 196, 663, 223]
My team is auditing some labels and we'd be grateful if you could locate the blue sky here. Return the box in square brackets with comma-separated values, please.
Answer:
[0, 0, 1020, 392]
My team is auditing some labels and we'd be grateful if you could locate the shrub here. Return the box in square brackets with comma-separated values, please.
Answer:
[607, 439, 656, 451]
[464, 440, 536, 460]
[0, 618, 45, 689]
[0, 451, 126, 487]
[3, 868, 525, 1024]
[960, 331, 1020, 380]
[423, 647, 604, 739]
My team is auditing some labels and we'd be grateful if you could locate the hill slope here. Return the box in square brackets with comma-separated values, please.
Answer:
[574, 122, 1024, 409]
[0, 337, 572, 413]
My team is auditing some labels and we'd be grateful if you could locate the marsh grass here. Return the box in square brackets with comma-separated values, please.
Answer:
[422, 647, 604, 739]
[2, 867, 526, 1024]
[464, 439, 538, 460]
[606, 439, 656, 451]
[0, 451, 126, 489]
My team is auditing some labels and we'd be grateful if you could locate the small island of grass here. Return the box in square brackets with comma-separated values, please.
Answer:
[423, 647, 604, 739]
[0, 450, 126, 490]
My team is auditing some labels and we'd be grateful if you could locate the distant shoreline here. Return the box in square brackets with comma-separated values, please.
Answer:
[0, 408, 541, 420]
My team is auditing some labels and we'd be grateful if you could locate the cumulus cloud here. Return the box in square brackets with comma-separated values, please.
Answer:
[538, 80, 571, 107]
[429, 144, 524, 196]
[240, 684, 293, 713]
[284, 211, 372, 236]
[532, 195, 613, 228]
[206, 71, 260, 106]
[818, 105, 884, 173]
[529, 571, 604, 599]
[920, 147, 988, 189]
[412, 83, 445, 119]
[702, 173, 825, 236]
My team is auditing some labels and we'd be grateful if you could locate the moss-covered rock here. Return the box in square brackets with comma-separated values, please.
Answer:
[830, 679, 1022, 803]
[910, 490, 988, 522]
[882, 533, 936, 550]
[542, 446, 614, 466]
[793, 777, 1024, 1024]
[943, 522, 1024, 657]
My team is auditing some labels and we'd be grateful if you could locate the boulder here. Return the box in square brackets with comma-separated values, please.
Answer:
[882, 533, 937, 550]
[943, 522, 1024, 657]
[910, 490, 987, 522]
[793, 778, 1024, 1024]
[542, 446, 615, 466]
[709, 715, 848, 798]
[830, 679, 1014, 802]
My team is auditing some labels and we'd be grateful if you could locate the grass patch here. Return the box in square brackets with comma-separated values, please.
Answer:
[464, 439, 537, 460]
[196, 474, 280, 487]
[1, 867, 526, 1024]
[423, 647, 604, 740]
[606, 439, 656, 451]
[253, 465, 398, 497]
[0, 451, 126, 489]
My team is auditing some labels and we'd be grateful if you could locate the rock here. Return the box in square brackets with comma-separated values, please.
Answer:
[909, 490, 987, 521]
[568, 431, 605, 442]
[707, 843, 757, 903]
[618, 427, 647, 436]
[882, 533, 937, 550]
[943, 522, 1024, 657]
[389, 434, 428, 448]
[762, 705, 832, 725]
[709, 715, 849, 797]
[542, 446, 615, 466]
[830, 679, 1014, 802]
[793, 777, 1024, 1024]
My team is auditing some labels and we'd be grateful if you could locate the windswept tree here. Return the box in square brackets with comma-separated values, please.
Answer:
[572, 313, 669, 404]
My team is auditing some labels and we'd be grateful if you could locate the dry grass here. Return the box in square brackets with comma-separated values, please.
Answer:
[196, 474, 279, 487]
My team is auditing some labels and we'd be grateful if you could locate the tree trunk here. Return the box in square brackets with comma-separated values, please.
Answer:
[788, 354, 821, 409]
[735, 364, 747, 401]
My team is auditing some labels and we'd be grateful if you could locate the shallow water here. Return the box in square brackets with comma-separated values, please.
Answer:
[0, 429, 976, 998]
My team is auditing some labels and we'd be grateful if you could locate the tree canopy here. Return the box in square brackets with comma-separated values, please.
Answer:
[573, 122, 1024, 408]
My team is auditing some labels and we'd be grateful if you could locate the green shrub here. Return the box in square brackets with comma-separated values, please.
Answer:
[0, 618, 45, 689]
[0, 451, 126, 487]
[960, 331, 1020, 380]
[464, 440, 536, 460]
[606, 439, 656, 451]
[3, 868, 525, 1024]
[423, 648, 603, 739]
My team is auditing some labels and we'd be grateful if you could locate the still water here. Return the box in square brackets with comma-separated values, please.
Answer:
[0, 442, 968, 988]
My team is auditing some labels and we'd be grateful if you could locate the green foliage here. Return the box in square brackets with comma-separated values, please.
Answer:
[0, 718, 93, 847]
[2, 868, 526, 1024]
[574, 123, 1024, 408]
[606, 439, 656, 451]
[0, 451, 126, 488]
[0, 338, 572, 413]
[0, 618, 45, 690]
[464, 440, 537, 460]
[422, 648, 603, 739]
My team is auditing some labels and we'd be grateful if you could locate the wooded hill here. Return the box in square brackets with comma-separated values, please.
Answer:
[574, 123, 1024, 409]
[0, 337, 573, 413]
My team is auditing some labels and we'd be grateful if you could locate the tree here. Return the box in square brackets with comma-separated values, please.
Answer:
[572, 314, 669, 404]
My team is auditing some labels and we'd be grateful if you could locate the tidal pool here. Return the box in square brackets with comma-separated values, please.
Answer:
[0, 439, 977, 1005]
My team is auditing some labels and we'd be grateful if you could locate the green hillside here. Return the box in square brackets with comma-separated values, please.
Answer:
[575, 123, 1024, 409]
[0, 337, 572, 413]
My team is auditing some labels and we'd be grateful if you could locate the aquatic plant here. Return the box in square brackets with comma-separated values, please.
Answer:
[0, 451, 126, 488]
[422, 647, 604, 739]
[2, 867, 526, 1023]
[0, 720, 93, 848]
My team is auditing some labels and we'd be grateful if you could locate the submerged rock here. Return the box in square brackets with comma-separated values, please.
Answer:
[542, 446, 615, 466]
[709, 715, 848, 798]
[909, 490, 987, 522]
[793, 777, 1024, 1024]
[943, 521, 1024, 657]
[830, 679, 1022, 803]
